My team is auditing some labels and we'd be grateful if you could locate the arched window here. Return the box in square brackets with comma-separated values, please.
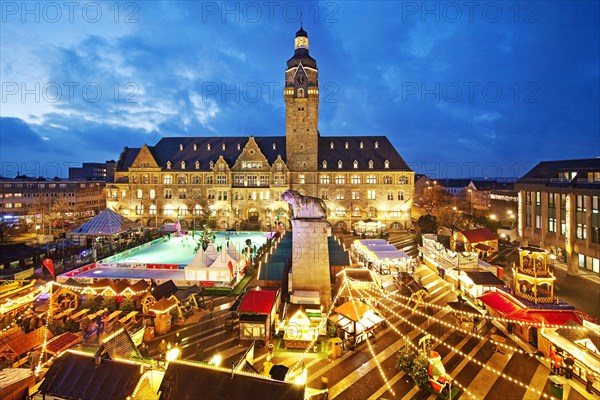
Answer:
[136, 205, 144, 215]
[338, 160, 343, 169]
[322, 160, 327, 169]
[368, 206, 378, 218]
[136, 189, 143, 199]
[351, 206, 362, 217]
[368, 160, 374, 169]
[163, 205, 173, 216]
[193, 205, 202, 216]
[353, 160, 358, 169]
[178, 205, 188, 216]
[298, 88, 304, 97]
[163, 175, 173, 184]
[192, 175, 201, 184]
[195, 161, 200, 170]
[177, 175, 187, 184]
[149, 204, 157, 215]
[149, 189, 156, 199]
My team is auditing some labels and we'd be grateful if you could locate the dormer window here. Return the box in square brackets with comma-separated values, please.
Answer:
[360, 142, 364, 149]
[353, 160, 358, 169]
[345, 142, 349, 149]
[375, 141, 379, 149]
[273, 143, 276, 150]
[368, 160, 374, 169]
[237, 143, 241, 150]
[179, 144, 184, 151]
[166, 161, 172, 170]
[181, 161, 186, 169]
[222, 143, 226, 151]
[322, 160, 327, 169]
[207, 144, 211, 151]
[195, 161, 200, 170]
[209, 161, 214, 169]
[338, 160, 343, 169]
[384, 160, 390, 169]
[330, 142, 334, 149]
[193, 143, 198, 151]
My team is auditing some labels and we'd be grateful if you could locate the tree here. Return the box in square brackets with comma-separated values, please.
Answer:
[437, 207, 464, 236]
[0, 222, 18, 244]
[395, 338, 417, 373]
[416, 214, 438, 234]
[410, 351, 431, 388]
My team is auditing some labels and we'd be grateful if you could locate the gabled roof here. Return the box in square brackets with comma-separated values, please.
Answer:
[151, 280, 178, 300]
[149, 297, 177, 313]
[38, 351, 141, 400]
[460, 228, 498, 243]
[45, 332, 81, 355]
[97, 328, 141, 360]
[158, 360, 305, 400]
[70, 209, 142, 236]
[239, 289, 279, 314]
[556, 320, 600, 351]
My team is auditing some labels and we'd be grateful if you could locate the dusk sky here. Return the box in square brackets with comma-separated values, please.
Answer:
[1, 1, 598, 179]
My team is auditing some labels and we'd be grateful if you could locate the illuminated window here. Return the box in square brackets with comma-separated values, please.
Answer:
[320, 175, 330, 185]
[136, 205, 144, 215]
[335, 175, 345, 185]
[368, 190, 376, 200]
[195, 161, 200, 170]
[351, 175, 361, 184]
[330, 142, 334, 149]
[375, 141, 379, 149]
[166, 161, 172, 170]
[163, 175, 173, 184]
[383, 175, 392, 184]
[368, 160, 373, 169]
[149, 204, 156, 215]
[299, 175, 305, 184]
[136, 189, 143, 199]
[322, 160, 327, 169]
[353, 160, 358, 169]
[366, 175, 376, 184]
[180, 144, 184, 151]
[360, 142, 364, 149]
[338, 160, 343, 169]
[149, 189, 156, 199]
[384, 160, 389, 169]
[163, 205, 174, 216]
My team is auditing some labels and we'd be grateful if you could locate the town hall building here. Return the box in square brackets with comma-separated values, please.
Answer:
[107, 27, 414, 232]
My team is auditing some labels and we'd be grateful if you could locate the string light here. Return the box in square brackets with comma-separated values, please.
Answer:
[379, 287, 589, 330]
[353, 283, 556, 399]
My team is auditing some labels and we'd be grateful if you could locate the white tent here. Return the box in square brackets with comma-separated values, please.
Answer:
[184, 244, 245, 286]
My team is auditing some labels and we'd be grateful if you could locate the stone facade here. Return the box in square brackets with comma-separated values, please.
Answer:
[290, 219, 331, 306]
[107, 28, 414, 233]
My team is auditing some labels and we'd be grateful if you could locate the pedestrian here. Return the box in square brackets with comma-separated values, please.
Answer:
[81, 316, 91, 337]
[551, 353, 563, 375]
[195, 342, 204, 361]
[586, 369, 595, 393]
[563, 354, 574, 379]
[158, 339, 168, 357]
[174, 332, 181, 346]
[28, 349, 39, 371]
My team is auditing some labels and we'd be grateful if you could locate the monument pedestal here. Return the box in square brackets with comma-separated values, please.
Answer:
[291, 219, 331, 307]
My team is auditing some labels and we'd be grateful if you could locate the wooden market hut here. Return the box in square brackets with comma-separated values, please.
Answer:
[329, 300, 384, 349]
[0, 326, 53, 367]
[452, 228, 498, 253]
[238, 288, 281, 344]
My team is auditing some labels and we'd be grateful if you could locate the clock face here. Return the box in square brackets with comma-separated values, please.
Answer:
[295, 74, 307, 85]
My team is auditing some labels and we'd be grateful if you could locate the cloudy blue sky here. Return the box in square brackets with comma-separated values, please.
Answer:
[1, 1, 598, 179]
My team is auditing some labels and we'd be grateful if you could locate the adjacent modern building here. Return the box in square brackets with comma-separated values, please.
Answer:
[108, 27, 413, 232]
[0, 178, 105, 221]
[516, 158, 600, 275]
[68, 161, 116, 182]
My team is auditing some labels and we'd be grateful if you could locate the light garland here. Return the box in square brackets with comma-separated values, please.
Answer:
[346, 281, 396, 397]
[286, 280, 348, 380]
[354, 284, 556, 399]
[49, 281, 149, 298]
[358, 283, 585, 377]
[381, 287, 590, 330]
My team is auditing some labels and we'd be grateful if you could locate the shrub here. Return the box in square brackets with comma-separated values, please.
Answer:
[410, 352, 431, 388]
[395, 339, 416, 373]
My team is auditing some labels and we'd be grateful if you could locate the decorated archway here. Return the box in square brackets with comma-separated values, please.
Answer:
[247, 208, 259, 223]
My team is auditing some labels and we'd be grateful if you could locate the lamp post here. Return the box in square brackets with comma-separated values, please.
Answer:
[467, 189, 473, 215]
[550, 254, 556, 273]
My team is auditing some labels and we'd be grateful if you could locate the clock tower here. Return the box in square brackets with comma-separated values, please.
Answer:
[285, 26, 319, 195]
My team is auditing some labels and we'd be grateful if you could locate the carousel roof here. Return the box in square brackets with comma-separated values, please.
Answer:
[70, 208, 142, 236]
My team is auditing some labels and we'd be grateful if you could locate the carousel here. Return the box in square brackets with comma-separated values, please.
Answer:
[353, 219, 386, 237]
[514, 246, 555, 304]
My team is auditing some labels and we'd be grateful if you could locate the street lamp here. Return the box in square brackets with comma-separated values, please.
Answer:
[550, 254, 556, 273]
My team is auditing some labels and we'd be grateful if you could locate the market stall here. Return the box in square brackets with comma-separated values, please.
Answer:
[351, 240, 408, 274]
[330, 300, 384, 349]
